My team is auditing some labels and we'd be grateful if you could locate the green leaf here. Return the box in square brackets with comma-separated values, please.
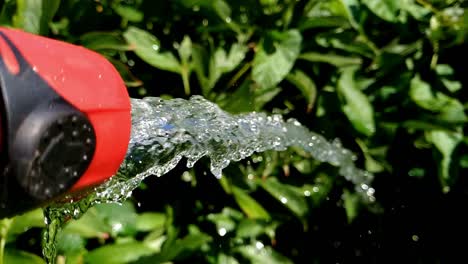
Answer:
[220, 79, 255, 113]
[217, 253, 240, 264]
[260, 178, 308, 220]
[94, 202, 138, 237]
[252, 30, 302, 89]
[194, 42, 248, 95]
[0, 0, 17, 25]
[343, 190, 360, 223]
[299, 52, 362, 67]
[85, 241, 157, 264]
[4, 249, 45, 264]
[80, 32, 131, 51]
[286, 69, 317, 111]
[231, 186, 270, 220]
[337, 67, 375, 136]
[236, 219, 278, 240]
[207, 208, 243, 236]
[7, 208, 44, 241]
[112, 4, 143, 22]
[136, 213, 166, 232]
[62, 208, 109, 239]
[426, 130, 462, 188]
[138, 225, 211, 263]
[123, 26, 181, 73]
[13, 0, 60, 35]
[361, 0, 399, 22]
[56, 233, 86, 254]
[108, 58, 143, 87]
[236, 244, 293, 264]
[410, 74, 467, 123]
[178, 35, 192, 65]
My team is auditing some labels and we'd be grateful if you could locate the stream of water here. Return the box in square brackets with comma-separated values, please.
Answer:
[42, 96, 375, 263]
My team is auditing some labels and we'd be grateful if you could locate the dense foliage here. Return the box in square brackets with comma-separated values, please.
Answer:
[0, 0, 467, 263]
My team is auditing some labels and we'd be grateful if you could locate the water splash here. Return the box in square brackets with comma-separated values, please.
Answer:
[42, 96, 374, 263]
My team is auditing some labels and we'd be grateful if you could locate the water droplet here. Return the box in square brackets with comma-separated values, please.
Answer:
[312, 186, 320, 193]
[152, 44, 159, 51]
[225, 17, 232, 23]
[202, 19, 209, 26]
[412, 235, 419, 242]
[255, 241, 264, 250]
[192, 5, 200, 11]
[280, 197, 288, 204]
[218, 227, 227, 236]
[304, 190, 311, 196]
[98, 74, 102, 79]
[32, 66, 38, 72]
[112, 223, 123, 233]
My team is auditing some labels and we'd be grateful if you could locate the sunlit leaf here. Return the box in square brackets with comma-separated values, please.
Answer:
[13, 0, 60, 34]
[342, 190, 360, 223]
[362, 0, 399, 22]
[80, 32, 131, 51]
[337, 67, 375, 136]
[252, 30, 302, 89]
[7, 209, 44, 241]
[123, 26, 181, 73]
[85, 241, 157, 264]
[4, 249, 46, 264]
[112, 4, 143, 22]
[299, 52, 362, 67]
[260, 178, 308, 220]
[231, 186, 270, 220]
[426, 130, 462, 188]
[236, 244, 293, 264]
[286, 69, 317, 111]
[136, 213, 166, 232]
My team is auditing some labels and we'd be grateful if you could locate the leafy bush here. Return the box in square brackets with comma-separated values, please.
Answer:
[0, 0, 467, 263]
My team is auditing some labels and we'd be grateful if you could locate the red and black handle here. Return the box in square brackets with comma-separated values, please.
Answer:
[0, 27, 132, 218]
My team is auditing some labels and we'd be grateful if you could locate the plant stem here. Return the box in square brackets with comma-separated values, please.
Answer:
[181, 66, 191, 95]
[0, 218, 13, 264]
[226, 61, 252, 89]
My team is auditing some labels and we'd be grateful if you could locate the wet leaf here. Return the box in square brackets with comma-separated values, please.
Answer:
[62, 208, 109, 239]
[260, 178, 308, 219]
[123, 26, 181, 73]
[252, 30, 302, 89]
[94, 202, 138, 237]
